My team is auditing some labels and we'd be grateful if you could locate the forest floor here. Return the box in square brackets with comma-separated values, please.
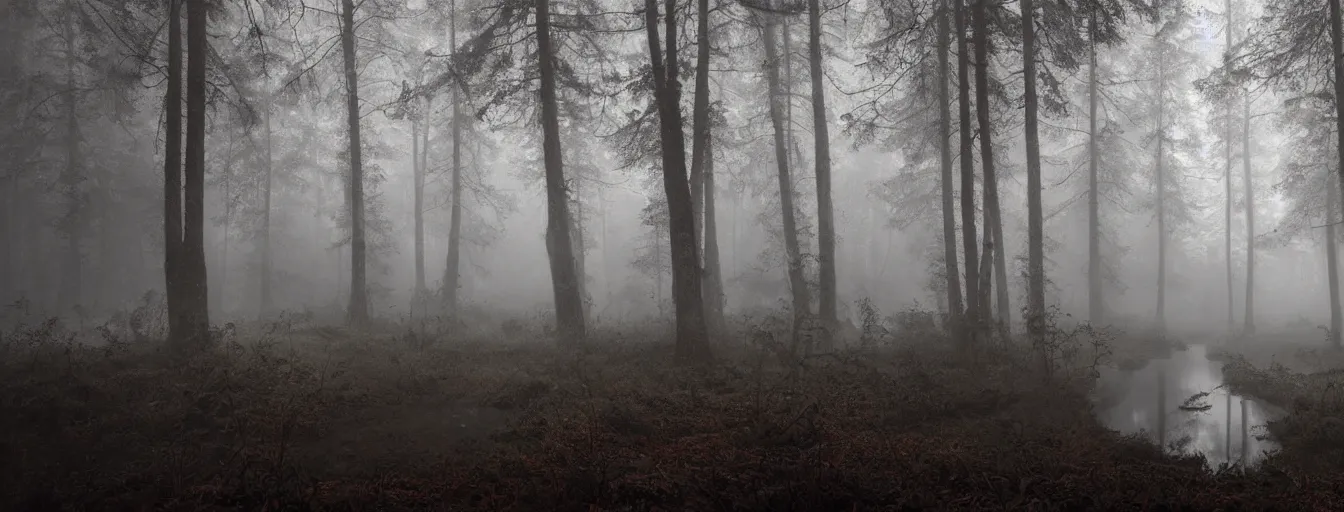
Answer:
[5, 315, 1344, 511]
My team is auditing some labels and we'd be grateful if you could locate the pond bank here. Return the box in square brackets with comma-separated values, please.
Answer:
[1095, 344, 1282, 468]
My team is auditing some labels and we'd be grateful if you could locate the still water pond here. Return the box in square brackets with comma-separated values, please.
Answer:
[1093, 344, 1282, 467]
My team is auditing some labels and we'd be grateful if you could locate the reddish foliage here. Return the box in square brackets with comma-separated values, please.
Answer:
[6, 332, 1344, 510]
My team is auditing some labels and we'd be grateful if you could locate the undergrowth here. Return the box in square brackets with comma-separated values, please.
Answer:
[1221, 353, 1344, 475]
[2, 305, 1344, 510]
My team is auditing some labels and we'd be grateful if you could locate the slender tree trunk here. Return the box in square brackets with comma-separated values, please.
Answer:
[219, 143, 233, 317]
[164, 0, 183, 340]
[1327, 171, 1342, 348]
[688, 0, 708, 253]
[341, 0, 368, 326]
[1225, 0, 1235, 330]
[1156, 362, 1167, 449]
[413, 117, 425, 296]
[954, 0, 979, 341]
[808, 0, 837, 332]
[704, 134, 726, 336]
[978, 220, 994, 325]
[1155, 54, 1167, 335]
[572, 186, 590, 321]
[1087, 17, 1102, 324]
[536, 0, 585, 344]
[445, 0, 464, 314]
[1242, 95, 1254, 334]
[689, 0, 726, 338]
[646, 0, 710, 363]
[783, 19, 795, 172]
[260, 99, 274, 317]
[1333, 0, 1344, 256]
[762, 14, 811, 323]
[971, 0, 1004, 337]
[937, 0, 964, 339]
[1330, 0, 1344, 350]
[656, 230, 665, 316]
[1021, 0, 1045, 336]
[182, 0, 211, 344]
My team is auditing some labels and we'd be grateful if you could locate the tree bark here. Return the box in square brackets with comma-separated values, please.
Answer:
[182, 0, 211, 344]
[762, 14, 811, 323]
[260, 97, 274, 317]
[808, 0, 837, 331]
[1021, 0, 1045, 336]
[704, 134, 726, 336]
[445, 0, 464, 315]
[572, 185, 590, 321]
[338, 0, 370, 325]
[1242, 94, 1254, 333]
[1155, 51, 1167, 335]
[537, 0, 586, 344]
[937, 0, 964, 339]
[954, 0, 979, 341]
[341, 0, 369, 326]
[691, 0, 725, 337]
[164, 0, 183, 340]
[1327, 171, 1342, 348]
[971, 0, 1005, 337]
[413, 116, 425, 296]
[646, 0, 710, 363]
[1330, 0, 1344, 349]
[1087, 16, 1102, 324]
[1225, 0, 1235, 329]
[688, 0, 708, 254]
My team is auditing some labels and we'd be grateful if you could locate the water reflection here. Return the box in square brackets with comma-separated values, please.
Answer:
[1094, 344, 1282, 467]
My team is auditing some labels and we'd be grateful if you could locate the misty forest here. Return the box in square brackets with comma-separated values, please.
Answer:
[6, 0, 1344, 508]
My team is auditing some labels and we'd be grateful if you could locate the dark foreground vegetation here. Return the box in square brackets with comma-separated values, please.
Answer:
[5, 306, 1344, 511]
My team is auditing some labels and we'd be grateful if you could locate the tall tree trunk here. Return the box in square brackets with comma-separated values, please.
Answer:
[341, 0, 368, 326]
[937, 0, 964, 339]
[1021, 0, 1045, 336]
[445, 0, 464, 314]
[808, 0, 837, 331]
[219, 141, 233, 317]
[762, 14, 811, 323]
[182, 0, 211, 344]
[704, 134, 726, 336]
[260, 99, 274, 317]
[536, 0, 586, 343]
[164, 0, 183, 340]
[1333, 0, 1344, 256]
[1087, 16, 1102, 324]
[1327, 171, 1342, 348]
[691, 0, 725, 337]
[1225, 0, 1235, 330]
[783, 19, 795, 172]
[954, 0, 980, 340]
[688, 0, 708, 253]
[413, 117, 425, 296]
[1155, 54, 1167, 335]
[1242, 95, 1254, 334]
[971, 0, 1004, 337]
[1331, 0, 1344, 350]
[1156, 362, 1167, 449]
[572, 187, 590, 321]
[646, 0, 710, 363]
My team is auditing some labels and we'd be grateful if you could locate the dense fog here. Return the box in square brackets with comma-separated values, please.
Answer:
[12, 0, 1344, 508]
[0, 0, 1339, 342]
